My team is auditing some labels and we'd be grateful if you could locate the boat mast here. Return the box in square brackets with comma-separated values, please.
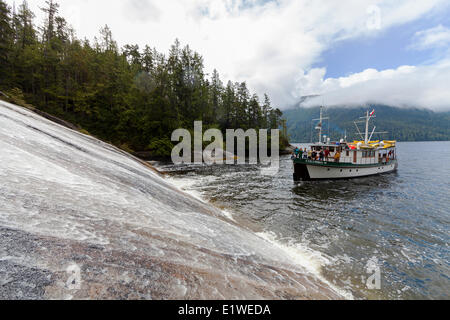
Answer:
[318, 106, 323, 144]
[356, 110, 388, 144]
[313, 106, 329, 144]
[365, 110, 370, 145]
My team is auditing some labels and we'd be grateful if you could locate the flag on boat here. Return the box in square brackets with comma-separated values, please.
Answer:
[370, 110, 375, 117]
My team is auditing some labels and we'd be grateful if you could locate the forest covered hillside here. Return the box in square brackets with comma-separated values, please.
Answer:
[284, 105, 450, 143]
[0, 0, 287, 158]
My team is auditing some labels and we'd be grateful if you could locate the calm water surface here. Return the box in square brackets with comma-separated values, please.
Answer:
[155, 141, 450, 299]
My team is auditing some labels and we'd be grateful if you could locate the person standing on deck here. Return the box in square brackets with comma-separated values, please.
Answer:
[324, 148, 330, 161]
[334, 151, 341, 163]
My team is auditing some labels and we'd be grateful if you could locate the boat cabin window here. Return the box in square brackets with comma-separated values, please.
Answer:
[362, 150, 376, 158]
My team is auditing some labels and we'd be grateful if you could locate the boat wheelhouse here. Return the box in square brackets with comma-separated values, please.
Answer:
[293, 108, 398, 181]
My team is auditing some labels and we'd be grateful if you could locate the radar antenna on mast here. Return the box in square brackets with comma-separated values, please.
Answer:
[353, 109, 388, 144]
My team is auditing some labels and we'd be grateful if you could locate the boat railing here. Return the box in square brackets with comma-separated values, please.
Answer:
[293, 156, 396, 166]
[293, 158, 350, 165]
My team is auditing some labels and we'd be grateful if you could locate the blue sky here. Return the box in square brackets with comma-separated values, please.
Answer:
[316, 10, 450, 78]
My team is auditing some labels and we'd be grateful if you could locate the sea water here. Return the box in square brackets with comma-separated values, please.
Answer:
[156, 141, 450, 299]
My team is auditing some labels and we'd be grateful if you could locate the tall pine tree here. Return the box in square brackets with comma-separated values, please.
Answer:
[0, 0, 13, 88]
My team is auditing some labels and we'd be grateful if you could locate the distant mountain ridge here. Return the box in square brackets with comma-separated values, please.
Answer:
[284, 105, 450, 143]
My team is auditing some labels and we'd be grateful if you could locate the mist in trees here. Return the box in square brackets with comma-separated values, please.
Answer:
[0, 0, 286, 157]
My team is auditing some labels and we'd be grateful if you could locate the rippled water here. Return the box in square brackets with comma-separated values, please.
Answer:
[156, 141, 450, 299]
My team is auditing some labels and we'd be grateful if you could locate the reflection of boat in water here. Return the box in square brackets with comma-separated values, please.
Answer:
[293, 108, 398, 181]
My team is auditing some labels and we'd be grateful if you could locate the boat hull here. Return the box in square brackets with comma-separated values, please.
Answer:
[293, 160, 398, 181]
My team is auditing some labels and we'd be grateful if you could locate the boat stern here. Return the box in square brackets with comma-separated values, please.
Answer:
[293, 160, 311, 181]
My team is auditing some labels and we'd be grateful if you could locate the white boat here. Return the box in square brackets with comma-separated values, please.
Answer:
[292, 108, 398, 181]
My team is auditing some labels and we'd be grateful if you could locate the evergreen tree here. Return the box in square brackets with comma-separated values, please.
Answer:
[236, 82, 250, 129]
[262, 94, 271, 129]
[13, 0, 36, 49]
[41, 0, 59, 44]
[0, 0, 13, 88]
[221, 81, 235, 129]
[248, 94, 261, 129]
[210, 69, 222, 122]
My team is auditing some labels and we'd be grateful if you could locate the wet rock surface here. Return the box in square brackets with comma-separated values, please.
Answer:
[0, 101, 345, 300]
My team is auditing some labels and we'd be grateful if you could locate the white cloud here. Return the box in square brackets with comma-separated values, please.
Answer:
[410, 24, 450, 50]
[5, 0, 449, 110]
[125, 0, 161, 22]
[300, 60, 450, 111]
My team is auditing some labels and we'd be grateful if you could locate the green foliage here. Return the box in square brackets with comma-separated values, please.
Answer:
[148, 138, 174, 157]
[280, 135, 290, 150]
[79, 128, 90, 136]
[5, 87, 29, 107]
[119, 143, 134, 154]
[0, 0, 286, 157]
